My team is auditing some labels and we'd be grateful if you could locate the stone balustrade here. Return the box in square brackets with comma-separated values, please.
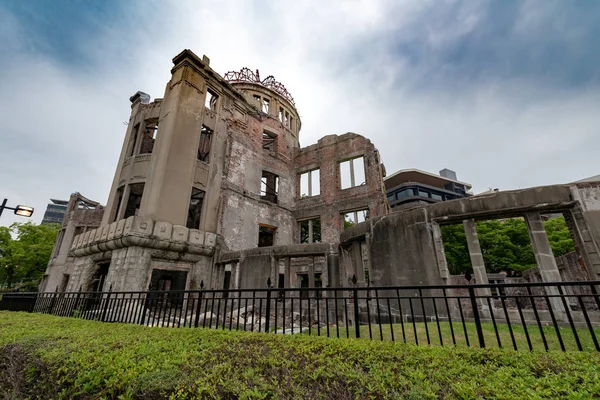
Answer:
[69, 216, 216, 257]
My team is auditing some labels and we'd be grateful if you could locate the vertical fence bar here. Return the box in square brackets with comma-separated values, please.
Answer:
[409, 297, 418, 345]
[265, 288, 272, 333]
[419, 288, 430, 345]
[457, 295, 469, 347]
[514, 292, 532, 351]
[443, 288, 456, 346]
[499, 294, 517, 350]
[468, 286, 485, 348]
[432, 293, 443, 346]
[375, 290, 383, 341]
[397, 289, 406, 343]
[557, 285, 582, 351]
[100, 286, 112, 322]
[527, 286, 548, 351]
[487, 296, 501, 348]
[353, 286, 360, 339]
[576, 293, 599, 351]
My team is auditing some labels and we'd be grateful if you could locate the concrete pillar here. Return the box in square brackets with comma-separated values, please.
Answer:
[463, 219, 492, 317]
[524, 212, 567, 317]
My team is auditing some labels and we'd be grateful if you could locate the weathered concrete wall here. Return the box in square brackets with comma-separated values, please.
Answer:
[341, 184, 600, 289]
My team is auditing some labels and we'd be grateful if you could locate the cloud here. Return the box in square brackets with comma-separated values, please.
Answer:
[0, 0, 599, 228]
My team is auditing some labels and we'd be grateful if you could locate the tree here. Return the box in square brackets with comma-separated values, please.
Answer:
[0, 222, 60, 290]
[440, 216, 575, 276]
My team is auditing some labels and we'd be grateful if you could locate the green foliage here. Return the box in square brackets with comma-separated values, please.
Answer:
[0, 222, 60, 290]
[441, 217, 575, 275]
[1, 312, 599, 399]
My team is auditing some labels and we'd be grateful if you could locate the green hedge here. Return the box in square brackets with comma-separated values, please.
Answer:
[1, 312, 598, 399]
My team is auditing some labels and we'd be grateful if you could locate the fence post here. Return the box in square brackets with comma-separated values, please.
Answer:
[265, 278, 272, 333]
[468, 286, 485, 348]
[48, 285, 59, 315]
[352, 275, 360, 338]
[194, 281, 204, 328]
[101, 285, 113, 322]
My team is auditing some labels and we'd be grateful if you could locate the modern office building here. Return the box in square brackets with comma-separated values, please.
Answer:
[385, 168, 472, 209]
[41, 199, 69, 225]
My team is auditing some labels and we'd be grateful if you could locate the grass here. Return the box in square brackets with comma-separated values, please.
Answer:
[304, 321, 600, 352]
[1, 311, 599, 399]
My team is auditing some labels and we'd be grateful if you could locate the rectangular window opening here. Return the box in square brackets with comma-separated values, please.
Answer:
[147, 269, 188, 309]
[298, 273, 309, 298]
[299, 217, 321, 243]
[284, 111, 290, 128]
[206, 89, 218, 111]
[340, 156, 366, 189]
[279, 107, 284, 122]
[343, 209, 369, 229]
[262, 98, 270, 114]
[140, 121, 157, 154]
[260, 171, 279, 203]
[223, 270, 232, 298]
[128, 124, 141, 157]
[112, 186, 124, 222]
[258, 225, 276, 247]
[123, 183, 145, 219]
[198, 125, 213, 162]
[262, 130, 277, 154]
[186, 187, 205, 229]
[300, 169, 320, 197]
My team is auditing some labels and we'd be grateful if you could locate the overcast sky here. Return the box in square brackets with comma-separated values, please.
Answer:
[1, 0, 599, 227]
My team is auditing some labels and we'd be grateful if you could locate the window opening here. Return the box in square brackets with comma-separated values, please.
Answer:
[298, 273, 309, 298]
[278, 107, 284, 122]
[128, 124, 141, 157]
[91, 263, 109, 292]
[112, 186, 124, 222]
[205, 89, 218, 111]
[60, 274, 70, 292]
[223, 270, 232, 298]
[123, 183, 144, 219]
[262, 97, 270, 114]
[300, 169, 320, 197]
[300, 217, 321, 243]
[186, 187, 205, 229]
[340, 156, 366, 189]
[314, 272, 322, 298]
[198, 125, 213, 162]
[343, 209, 369, 229]
[284, 111, 290, 128]
[278, 273, 285, 298]
[262, 130, 277, 154]
[260, 171, 279, 203]
[289, 116, 294, 131]
[258, 225, 276, 247]
[140, 121, 157, 154]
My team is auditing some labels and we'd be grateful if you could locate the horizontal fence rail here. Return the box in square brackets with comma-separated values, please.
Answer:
[2, 280, 599, 352]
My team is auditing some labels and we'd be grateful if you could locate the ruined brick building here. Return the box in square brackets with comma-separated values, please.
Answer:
[41, 49, 388, 293]
[42, 49, 600, 302]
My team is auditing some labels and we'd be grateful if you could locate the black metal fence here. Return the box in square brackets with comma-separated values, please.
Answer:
[2, 280, 600, 352]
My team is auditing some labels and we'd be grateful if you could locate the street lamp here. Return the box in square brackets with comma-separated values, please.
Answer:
[0, 199, 34, 218]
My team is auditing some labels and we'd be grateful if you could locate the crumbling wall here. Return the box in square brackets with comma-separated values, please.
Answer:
[294, 133, 388, 244]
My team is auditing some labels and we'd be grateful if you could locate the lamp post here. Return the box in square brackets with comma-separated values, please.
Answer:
[0, 198, 34, 218]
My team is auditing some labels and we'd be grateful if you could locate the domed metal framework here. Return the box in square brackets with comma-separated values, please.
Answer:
[224, 67, 295, 106]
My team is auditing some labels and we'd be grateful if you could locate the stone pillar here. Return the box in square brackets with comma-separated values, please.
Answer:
[524, 212, 567, 317]
[463, 219, 492, 318]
